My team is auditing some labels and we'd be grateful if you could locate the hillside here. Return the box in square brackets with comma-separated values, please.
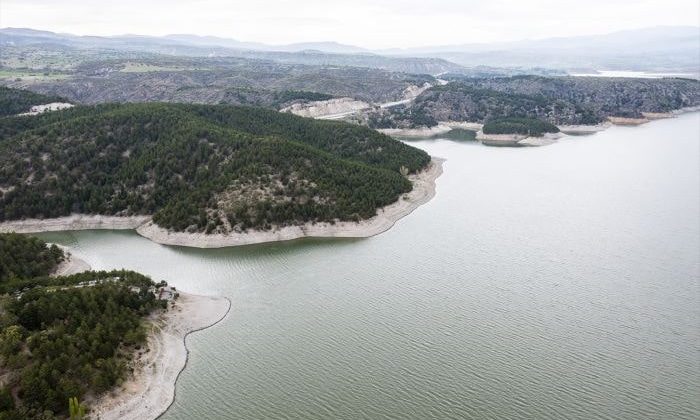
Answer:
[482, 117, 560, 136]
[0, 86, 65, 117]
[0, 28, 463, 75]
[0, 50, 436, 106]
[0, 232, 167, 418]
[0, 232, 64, 281]
[0, 102, 430, 234]
[373, 76, 700, 128]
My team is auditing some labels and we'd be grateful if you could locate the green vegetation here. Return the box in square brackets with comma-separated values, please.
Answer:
[482, 117, 560, 136]
[0, 101, 430, 233]
[438, 129, 478, 141]
[119, 62, 185, 73]
[0, 233, 167, 419]
[396, 128, 477, 142]
[273, 90, 335, 104]
[0, 86, 66, 117]
[376, 77, 700, 129]
[0, 69, 71, 82]
[220, 87, 335, 109]
[2, 49, 436, 105]
[0, 233, 64, 281]
[68, 397, 86, 420]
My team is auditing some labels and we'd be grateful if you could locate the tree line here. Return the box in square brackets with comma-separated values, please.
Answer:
[0, 233, 167, 419]
[0, 102, 431, 234]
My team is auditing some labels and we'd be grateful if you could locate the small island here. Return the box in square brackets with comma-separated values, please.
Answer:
[477, 117, 562, 146]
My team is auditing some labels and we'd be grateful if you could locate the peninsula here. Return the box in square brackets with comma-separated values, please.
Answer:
[0, 93, 441, 248]
[0, 233, 229, 418]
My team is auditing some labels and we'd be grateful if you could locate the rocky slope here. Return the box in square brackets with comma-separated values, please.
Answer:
[374, 76, 700, 128]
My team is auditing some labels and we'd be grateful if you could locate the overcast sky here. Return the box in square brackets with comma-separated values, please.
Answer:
[1, 0, 698, 49]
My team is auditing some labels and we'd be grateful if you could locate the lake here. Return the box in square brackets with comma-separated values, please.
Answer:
[38, 112, 700, 420]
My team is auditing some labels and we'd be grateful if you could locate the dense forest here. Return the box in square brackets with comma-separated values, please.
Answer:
[371, 76, 700, 128]
[446, 75, 700, 118]
[0, 233, 167, 419]
[482, 117, 560, 136]
[0, 87, 65, 117]
[0, 101, 430, 233]
[0, 233, 64, 282]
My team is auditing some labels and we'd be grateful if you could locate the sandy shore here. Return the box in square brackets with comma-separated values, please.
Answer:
[90, 293, 231, 420]
[476, 131, 564, 147]
[607, 116, 650, 126]
[606, 106, 700, 126]
[379, 121, 482, 138]
[0, 159, 443, 248]
[0, 215, 150, 234]
[51, 245, 91, 277]
[136, 157, 444, 248]
[558, 123, 612, 134]
[381, 106, 699, 141]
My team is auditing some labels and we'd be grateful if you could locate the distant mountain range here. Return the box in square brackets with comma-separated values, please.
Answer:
[0, 28, 459, 74]
[1, 26, 698, 73]
[163, 34, 370, 54]
[0, 28, 373, 56]
[383, 26, 700, 73]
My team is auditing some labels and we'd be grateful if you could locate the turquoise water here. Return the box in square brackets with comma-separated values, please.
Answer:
[38, 113, 700, 419]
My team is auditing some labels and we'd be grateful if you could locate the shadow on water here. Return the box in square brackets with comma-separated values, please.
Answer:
[36, 228, 366, 260]
[399, 128, 478, 142]
[168, 235, 365, 259]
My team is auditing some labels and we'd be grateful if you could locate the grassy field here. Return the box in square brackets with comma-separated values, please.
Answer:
[120, 62, 189, 72]
[0, 69, 72, 81]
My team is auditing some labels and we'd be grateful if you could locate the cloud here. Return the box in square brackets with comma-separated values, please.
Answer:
[1, 0, 698, 48]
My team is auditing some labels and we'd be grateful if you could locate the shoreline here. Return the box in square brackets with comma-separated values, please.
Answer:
[378, 121, 482, 138]
[0, 215, 150, 234]
[380, 106, 700, 141]
[0, 158, 444, 248]
[475, 131, 564, 147]
[90, 292, 231, 420]
[136, 157, 444, 247]
[51, 245, 91, 276]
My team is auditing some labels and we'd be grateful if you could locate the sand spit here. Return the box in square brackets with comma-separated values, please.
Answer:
[558, 123, 612, 134]
[607, 116, 650, 126]
[606, 107, 700, 126]
[136, 158, 444, 248]
[51, 246, 91, 277]
[476, 131, 564, 147]
[0, 215, 150, 234]
[0, 159, 443, 248]
[382, 106, 699, 143]
[379, 121, 482, 138]
[90, 293, 231, 420]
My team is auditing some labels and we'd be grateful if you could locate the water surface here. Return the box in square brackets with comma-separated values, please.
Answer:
[39, 113, 700, 419]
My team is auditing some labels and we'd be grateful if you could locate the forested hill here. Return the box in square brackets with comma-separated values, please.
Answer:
[0, 86, 66, 117]
[0, 233, 64, 281]
[372, 76, 700, 128]
[482, 117, 560, 136]
[0, 233, 167, 418]
[0, 102, 431, 233]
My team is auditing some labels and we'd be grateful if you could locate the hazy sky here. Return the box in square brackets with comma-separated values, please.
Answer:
[1, 0, 698, 48]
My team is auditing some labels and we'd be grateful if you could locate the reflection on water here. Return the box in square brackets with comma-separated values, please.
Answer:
[38, 113, 700, 420]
